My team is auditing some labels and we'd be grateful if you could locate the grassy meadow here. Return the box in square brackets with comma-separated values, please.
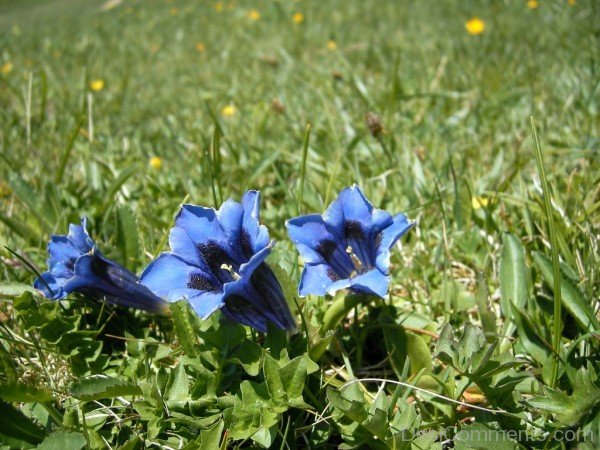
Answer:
[0, 0, 599, 448]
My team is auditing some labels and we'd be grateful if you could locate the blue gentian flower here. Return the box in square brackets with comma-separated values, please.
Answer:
[140, 191, 296, 333]
[34, 218, 169, 313]
[286, 185, 414, 298]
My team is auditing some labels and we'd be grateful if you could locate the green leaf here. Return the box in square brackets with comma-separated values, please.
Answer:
[309, 329, 335, 362]
[379, 313, 408, 378]
[533, 251, 599, 331]
[0, 382, 53, 403]
[0, 282, 37, 298]
[70, 376, 142, 401]
[199, 419, 224, 449]
[0, 399, 47, 445]
[9, 176, 52, 230]
[406, 333, 433, 374]
[278, 355, 308, 401]
[509, 301, 550, 364]
[454, 423, 519, 450]
[526, 366, 600, 426]
[453, 175, 472, 230]
[263, 355, 285, 404]
[165, 363, 190, 402]
[0, 210, 40, 244]
[327, 383, 368, 424]
[362, 390, 389, 440]
[37, 430, 86, 450]
[115, 205, 140, 270]
[170, 300, 199, 357]
[499, 233, 528, 332]
[229, 341, 263, 376]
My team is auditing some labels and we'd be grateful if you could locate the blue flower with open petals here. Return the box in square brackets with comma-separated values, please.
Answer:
[140, 191, 296, 333]
[286, 185, 414, 298]
[34, 218, 169, 313]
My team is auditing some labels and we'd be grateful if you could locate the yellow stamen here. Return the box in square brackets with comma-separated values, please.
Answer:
[346, 246, 363, 273]
[220, 263, 241, 281]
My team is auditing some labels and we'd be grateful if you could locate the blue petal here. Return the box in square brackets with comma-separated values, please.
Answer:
[33, 272, 65, 300]
[347, 269, 390, 298]
[375, 213, 414, 274]
[220, 263, 296, 332]
[238, 242, 272, 278]
[175, 204, 240, 261]
[67, 218, 94, 254]
[186, 291, 225, 318]
[286, 214, 337, 265]
[298, 263, 337, 297]
[217, 197, 245, 253]
[240, 190, 270, 254]
[247, 264, 296, 331]
[140, 253, 208, 301]
[47, 236, 82, 271]
[323, 185, 374, 235]
[74, 253, 169, 313]
[168, 226, 221, 281]
[313, 269, 389, 298]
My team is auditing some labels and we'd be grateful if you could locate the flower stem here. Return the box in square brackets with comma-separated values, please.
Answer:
[322, 294, 372, 333]
[297, 124, 311, 215]
[530, 116, 562, 388]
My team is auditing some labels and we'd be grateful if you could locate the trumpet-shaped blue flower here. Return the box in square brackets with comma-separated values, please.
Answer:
[140, 191, 296, 333]
[34, 218, 169, 313]
[286, 185, 414, 297]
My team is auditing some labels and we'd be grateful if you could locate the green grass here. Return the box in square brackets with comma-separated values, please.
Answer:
[1, 0, 599, 448]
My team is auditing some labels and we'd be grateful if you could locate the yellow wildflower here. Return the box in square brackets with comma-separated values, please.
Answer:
[90, 79, 105, 91]
[471, 196, 489, 210]
[170, 7, 179, 15]
[326, 40, 337, 51]
[149, 156, 163, 170]
[292, 12, 304, 24]
[568, 0, 575, 5]
[195, 42, 206, 53]
[465, 17, 485, 35]
[247, 9, 260, 21]
[221, 104, 237, 117]
[214, 1, 225, 12]
[527, 0, 538, 9]
[0, 62, 13, 75]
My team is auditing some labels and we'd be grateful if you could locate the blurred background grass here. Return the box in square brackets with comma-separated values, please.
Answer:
[0, 0, 598, 324]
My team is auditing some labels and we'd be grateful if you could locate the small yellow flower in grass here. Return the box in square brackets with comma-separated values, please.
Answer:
[221, 104, 237, 117]
[195, 42, 206, 53]
[568, 0, 575, 5]
[471, 196, 489, 210]
[247, 9, 260, 21]
[465, 17, 485, 35]
[90, 79, 105, 91]
[214, 1, 225, 12]
[149, 156, 163, 170]
[527, 0, 539, 9]
[0, 61, 13, 75]
[170, 7, 179, 15]
[292, 12, 304, 24]
[327, 39, 337, 51]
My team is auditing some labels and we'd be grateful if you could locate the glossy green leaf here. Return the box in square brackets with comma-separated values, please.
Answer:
[533, 251, 599, 331]
[70, 376, 142, 401]
[37, 431, 86, 450]
[0, 400, 46, 446]
[0, 382, 53, 403]
[379, 313, 408, 378]
[170, 300, 199, 357]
